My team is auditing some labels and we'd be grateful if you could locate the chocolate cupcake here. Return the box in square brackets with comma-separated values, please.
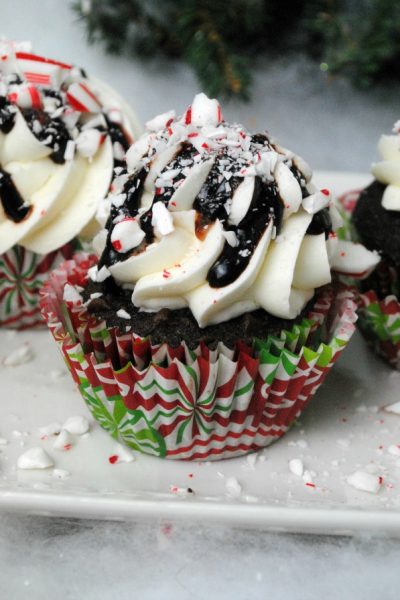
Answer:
[41, 94, 367, 460]
[0, 42, 140, 328]
[340, 122, 400, 368]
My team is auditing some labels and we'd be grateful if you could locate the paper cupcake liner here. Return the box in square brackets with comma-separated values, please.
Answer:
[40, 254, 357, 461]
[339, 190, 400, 369]
[0, 243, 76, 329]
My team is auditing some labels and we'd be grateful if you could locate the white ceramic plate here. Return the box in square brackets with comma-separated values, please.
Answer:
[2, 171, 400, 536]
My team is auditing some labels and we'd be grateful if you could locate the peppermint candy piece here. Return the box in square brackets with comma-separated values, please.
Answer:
[184, 93, 223, 127]
[15, 52, 71, 88]
[111, 217, 145, 253]
[302, 189, 331, 215]
[152, 202, 174, 237]
[67, 81, 102, 113]
[146, 110, 176, 132]
[17, 447, 54, 470]
[76, 128, 104, 158]
[347, 470, 383, 494]
[8, 84, 42, 110]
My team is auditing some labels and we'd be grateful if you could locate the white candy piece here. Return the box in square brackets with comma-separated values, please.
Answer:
[89, 265, 111, 283]
[63, 283, 83, 304]
[17, 447, 54, 470]
[388, 445, 400, 457]
[111, 217, 145, 253]
[347, 470, 382, 494]
[302, 189, 330, 215]
[53, 469, 70, 480]
[39, 422, 62, 437]
[384, 401, 400, 415]
[288, 458, 304, 477]
[76, 128, 103, 158]
[152, 202, 174, 237]
[53, 429, 74, 451]
[92, 228, 108, 256]
[330, 240, 380, 277]
[146, 110, 175, 132]
[255, 151, 279, 181]
[111, 442, 135, 464]
[116, 308, 131, 320]
[225, 476, 242, 498]
[188, 93, 222, 127]
[3, 344, 35, 367]
[62, 416, 90, 436]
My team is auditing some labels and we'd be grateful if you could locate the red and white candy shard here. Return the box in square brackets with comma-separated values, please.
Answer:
[66, 81, 102, 112]
[14, 52, 72, 88]
[111, 218, 145, 253]
[183, 92, 223, 127]
[8, 84, 42, 110]
[146, 110, 176, 132]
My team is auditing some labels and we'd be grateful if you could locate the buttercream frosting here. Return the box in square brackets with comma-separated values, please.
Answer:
[92, 93, 379, 327]
[0, 42, 140, 255]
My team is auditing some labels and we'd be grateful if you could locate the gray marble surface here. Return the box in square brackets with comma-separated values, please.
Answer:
[1, 1, 400, 598]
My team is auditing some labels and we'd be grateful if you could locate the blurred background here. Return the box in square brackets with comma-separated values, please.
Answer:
[1, 0, 399, 172]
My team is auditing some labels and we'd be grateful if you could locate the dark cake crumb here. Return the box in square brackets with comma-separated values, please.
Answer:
[83, 279, 315, 349]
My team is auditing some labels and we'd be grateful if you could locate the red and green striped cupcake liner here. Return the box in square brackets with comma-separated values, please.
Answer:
[40, 254, 357, 460]
[339, 190, 400, 370]
[0, 243, 76, 329]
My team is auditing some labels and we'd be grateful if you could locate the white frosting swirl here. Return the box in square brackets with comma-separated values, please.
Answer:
[371, 121, 400, 211]
[93, 93, 379, 327]
[0, 48, 140, 255]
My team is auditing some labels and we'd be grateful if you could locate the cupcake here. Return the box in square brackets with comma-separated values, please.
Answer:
[340, 121, 400, 369]
[41, 93, 374, 460]
[0, 42, 140, 328]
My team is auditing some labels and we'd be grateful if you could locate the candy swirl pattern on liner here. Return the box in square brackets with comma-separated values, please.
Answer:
[92, 93, 379, 328]
[372, 120, 400, 212]
[0, 41, 139, 256]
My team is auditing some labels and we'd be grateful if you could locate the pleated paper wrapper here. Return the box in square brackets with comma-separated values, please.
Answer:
[339, 190, 400, 370]
[0, 243, 76, 329]
[40, 254, 357, 461]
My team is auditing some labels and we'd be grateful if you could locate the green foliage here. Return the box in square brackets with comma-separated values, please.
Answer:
[73, 0, 400, 99]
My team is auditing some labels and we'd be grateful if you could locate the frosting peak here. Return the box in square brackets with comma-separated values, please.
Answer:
[92, 93, 376, 327]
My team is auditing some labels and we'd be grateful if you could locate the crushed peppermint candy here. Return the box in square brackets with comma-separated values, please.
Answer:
[347, 470, 383, 494]
[111, 218, 145, 253]
[62, 416, 90, 436]
[116, 308, 131, 320]
[17, 447, 54, 470]
[225, 476, 242, 498]
[288, 458, 304, 477]
[3, 344, 35, 367]
[384, 401, 400, 415]
[53, 429, 74, 451]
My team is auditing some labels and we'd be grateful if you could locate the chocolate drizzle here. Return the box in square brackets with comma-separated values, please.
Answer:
[22, 108, 72, 164]
[306, 208, 332, 239]
[98, 168, 147, 268]
[207, 177, 282, 287]
[100, 137, 285, 289]
[0, 97, 16, 134]
[0, 168, 32, 223]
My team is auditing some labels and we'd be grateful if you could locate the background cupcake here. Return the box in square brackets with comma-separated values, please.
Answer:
[41, 94, 377, 460]
[339, 122, 400, 369]
[0, 41, 141, 328]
